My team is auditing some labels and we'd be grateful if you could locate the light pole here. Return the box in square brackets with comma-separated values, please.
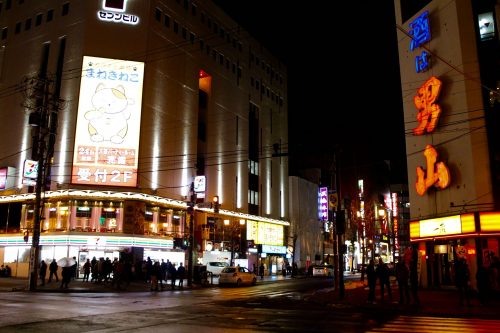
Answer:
[224, 219, 245, 265]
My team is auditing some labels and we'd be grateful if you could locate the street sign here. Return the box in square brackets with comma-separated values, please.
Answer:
[196, 202, 213, 209]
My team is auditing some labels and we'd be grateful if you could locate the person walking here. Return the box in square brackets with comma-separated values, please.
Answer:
[169, 263, 177, 290]
[39, 260, 47, 286]
[455, 257, 471, 306]
[376, 259, 392, 302]
[259, 262, 265, 280]
[177, 262, 186, 288]
[48, 259, 59, 283]
[395, 260, 410, 304]
[82, 259, 91, 282]
[409, 254, 420, 305]
[366, 259, 377, 304]
[60, 266, 72, 289]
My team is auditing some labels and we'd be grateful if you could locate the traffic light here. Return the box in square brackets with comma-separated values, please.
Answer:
[212, 195, 220, 213]
[23, 231, 29, 243]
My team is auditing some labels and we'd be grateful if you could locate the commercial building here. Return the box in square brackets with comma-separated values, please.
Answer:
[395, 0, 500, 289]
[0, 0, 289, 278]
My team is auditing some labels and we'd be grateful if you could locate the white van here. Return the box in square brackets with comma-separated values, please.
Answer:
[206, 262, 228, 276]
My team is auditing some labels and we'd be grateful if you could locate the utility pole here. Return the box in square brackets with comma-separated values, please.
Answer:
[187, 182, 195, 287]
[27, 74, 50, 291]
[334, 150, 345, 299]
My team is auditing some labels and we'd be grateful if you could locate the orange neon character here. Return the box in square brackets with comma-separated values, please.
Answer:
[415, 144, 450, 196]
[413, 76, 442, 135]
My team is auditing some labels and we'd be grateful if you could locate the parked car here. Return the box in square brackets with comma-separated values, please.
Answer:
[206, 261, 228, 276]
[218, 266, 257, 286]
[312, 264, 334, 277]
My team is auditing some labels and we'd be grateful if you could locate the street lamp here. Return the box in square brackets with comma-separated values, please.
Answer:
[224, 219, 246, 265]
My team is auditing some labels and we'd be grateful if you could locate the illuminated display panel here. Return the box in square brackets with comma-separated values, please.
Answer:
[71, 56, 144, 187]
[480, 212, 500, 232]
[419, 215, 461, 237]
[247, 220, 284, 246]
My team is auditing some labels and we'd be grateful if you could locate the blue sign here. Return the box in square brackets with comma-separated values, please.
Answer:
[409, 11, 431, 51]
[415, 51, 430, 73]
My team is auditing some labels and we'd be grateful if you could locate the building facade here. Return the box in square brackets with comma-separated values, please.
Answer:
[395, 0, 500, 290]
[0, 0, 289, 278]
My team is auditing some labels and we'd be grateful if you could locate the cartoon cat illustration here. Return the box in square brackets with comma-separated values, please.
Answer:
[84, 83, 132, 144]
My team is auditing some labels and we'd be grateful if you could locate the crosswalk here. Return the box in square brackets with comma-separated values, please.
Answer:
[368, 315, 500, 332]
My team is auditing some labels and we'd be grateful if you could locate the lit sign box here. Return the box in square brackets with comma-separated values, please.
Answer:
[318, 187, 328, 221]
[194, 175, 206, 192]
[23, 160, 38, 179]
[419, 215, 461, 237]
[98, 0, 139, 25]
[261, 244, 287, 254]
[71, 56, 144, 187]
[0, 167, 16, 190]
[247, 220, 284, 246]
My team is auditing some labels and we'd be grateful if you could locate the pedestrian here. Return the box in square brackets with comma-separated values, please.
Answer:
[82, 259, 91, 282]
[409, 255, 420, 305]
[455, 257, 471, 306]
[376, 259, 392, 302]
[177, 262, 186, 288]
[292, 262, 298, 278]
[366, 259, 377, 304]
[169, 263, 177, 290]
[395, 260, 410, 304]
[39, 260, 47, 286]
[60, 266, 72, 289]
[150, 261, 159, 291]
[48, 259, 59, 282]
[70, 256, 78, 280]
[259, 262, 265, 280]
[476, 264, 490, 305]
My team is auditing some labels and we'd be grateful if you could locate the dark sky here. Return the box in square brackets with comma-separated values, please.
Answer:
[214, 2, 407, 183]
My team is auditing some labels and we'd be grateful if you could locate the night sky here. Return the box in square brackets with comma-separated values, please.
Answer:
[214, 1, 408, 185]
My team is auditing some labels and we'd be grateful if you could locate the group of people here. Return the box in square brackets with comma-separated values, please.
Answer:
[38, 258, 77, 289]
[0, 264, 12, 277]
[146, 258, 186, 291]
[365, 256, 420, 305]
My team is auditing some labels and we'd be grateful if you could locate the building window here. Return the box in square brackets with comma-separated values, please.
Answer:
[62, 2, 69, 16]
[191, 3, 196, 15]
[248, 190, 259, 205]
[164, 14, 170, 28]
[155, 7, 161, 22]
[190, 32, 195, 43]
[25, 18, 31, 30]
[249, 160, 259, 176]
[1, 27, 7, 40]
[213, 22, 218, 34]
[15, 22, 21, 34]
[183, 0, 188, 10]
[200, 12, 205, 23]
[35, 13, 43, 26]
[219, 53, 224, 65]
[47, 9, 54, 22]
[182, 27, 187, 39]
[173, 21, 179, 33]
[199, 39, 204, 50]
[6, 0, 11, 10]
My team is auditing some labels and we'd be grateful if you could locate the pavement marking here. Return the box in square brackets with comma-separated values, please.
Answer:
[367, 315, 500, 333]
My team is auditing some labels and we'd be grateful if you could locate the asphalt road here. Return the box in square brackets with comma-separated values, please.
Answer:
[0, 277, 499, 332]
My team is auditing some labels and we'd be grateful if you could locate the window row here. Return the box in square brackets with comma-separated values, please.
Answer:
[250, 77, 284, 106]
[1, 3, 69, 40]
[250, 51, 283, 85]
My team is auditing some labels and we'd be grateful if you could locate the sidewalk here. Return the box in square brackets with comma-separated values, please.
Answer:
[308, 273, 500, 320]
[0, 273, 292, 293]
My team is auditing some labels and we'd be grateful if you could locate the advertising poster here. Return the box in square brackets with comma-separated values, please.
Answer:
[71, 56, 144, 187]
